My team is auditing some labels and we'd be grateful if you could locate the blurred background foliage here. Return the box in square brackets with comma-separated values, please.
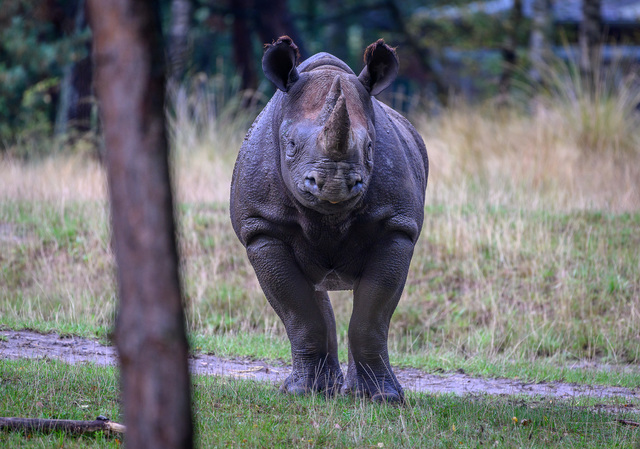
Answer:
[1, 0, 639, 155]
[0, 0, 91, 147]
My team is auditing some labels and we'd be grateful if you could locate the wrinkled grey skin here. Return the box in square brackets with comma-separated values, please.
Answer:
[230, 36, 428, 403]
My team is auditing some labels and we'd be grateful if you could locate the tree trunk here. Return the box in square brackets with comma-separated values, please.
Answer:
[87, 1, 193, 448]
[579, 0, 602, 83]
[497, 0, 523, 104]
[254, 0, 308, 59]
[385, 0, 450, 105]
[168, 0, 192, 84]
[325, 0, 348, 62]
[68, 54, 94, 133]
[230, 0, 258, 91]
[529, 0, 553, 85]
[55, 0, 93, 137]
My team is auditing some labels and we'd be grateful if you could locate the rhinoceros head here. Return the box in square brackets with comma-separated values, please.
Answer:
[262, 36, 399, 214]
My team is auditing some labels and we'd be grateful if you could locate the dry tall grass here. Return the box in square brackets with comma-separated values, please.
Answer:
[1, 102, 637, 211]
[1, 73, 639, 367]
[0, 155, 106, 203]
[423, 104, 639, 212]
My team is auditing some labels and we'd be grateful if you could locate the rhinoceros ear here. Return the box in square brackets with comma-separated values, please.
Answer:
[358, 39, 399, 96]
[262, 36, 300, 92]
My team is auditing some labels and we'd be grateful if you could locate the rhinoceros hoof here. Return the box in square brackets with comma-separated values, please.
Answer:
[345, 377, 405, 404]
[280, 369, 344, 397]
[371, 390, 404, 404]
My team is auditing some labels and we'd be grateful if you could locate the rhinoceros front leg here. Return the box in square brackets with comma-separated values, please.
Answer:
[346, 233, 415, 403]
[247, 236, 343, 396]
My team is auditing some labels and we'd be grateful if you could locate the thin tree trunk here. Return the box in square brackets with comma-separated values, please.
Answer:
[55, 0, 93, 136]
[230, 0, 258, 91]
[55, 64, 73, 137]
[68, 55, 94, 133]
[579, 0, 602, 83]
[498, 0, 522, 104]
[385, 0, 450, 105]
[168, 0, 192, 84]
[87, 1, 193, 448]
[529, 0, 553, 85]
[325, 0, 348, 62]
[254, 0, 308, 59]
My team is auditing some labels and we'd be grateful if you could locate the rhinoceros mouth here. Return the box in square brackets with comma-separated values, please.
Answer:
[299, 191, 365, 214]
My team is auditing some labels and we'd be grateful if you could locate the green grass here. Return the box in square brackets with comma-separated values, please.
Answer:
[0, 199, 114, 338]
[1, 195, 640, 387]
[2, 359, 639, 448]
[0, 360, 121, 448]
[1, 80, 640, 446]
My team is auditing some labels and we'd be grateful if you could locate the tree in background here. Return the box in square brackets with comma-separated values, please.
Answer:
[230, 0, 259, 91]
[0, 0, 90, 145]
[324, 0, 349, 62]
[55, 0, 93, 138]
[580, 0, 602, 83]
[498, 0, 523, 104]
[529, 0, 554, 86]
[386, 0, 452, 105]
[168, 0, 192, 84]
[226, 0, 308, 91]
[88, 0, 193, 447]
[4, 0, 640, 153]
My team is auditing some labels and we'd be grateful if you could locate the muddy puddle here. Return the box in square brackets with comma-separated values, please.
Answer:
[2, 330, 639, 405]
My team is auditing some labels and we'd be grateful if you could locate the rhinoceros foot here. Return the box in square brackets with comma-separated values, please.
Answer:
[280, 365, 344, 397]
[345, 370, 405, 404]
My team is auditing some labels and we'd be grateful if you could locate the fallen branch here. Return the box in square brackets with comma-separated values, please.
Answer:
[0, 416, 125, 435]
[618, 419, 640, 427]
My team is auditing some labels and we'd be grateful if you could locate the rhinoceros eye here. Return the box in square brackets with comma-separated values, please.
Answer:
[286, 140, 297, 158]
[365, 141, 373, 165]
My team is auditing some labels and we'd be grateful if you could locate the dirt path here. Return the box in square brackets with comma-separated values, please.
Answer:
[2, 330, 639, 404]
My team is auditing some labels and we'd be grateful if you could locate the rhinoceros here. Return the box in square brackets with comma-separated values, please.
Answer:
[230, 36, 428, 402]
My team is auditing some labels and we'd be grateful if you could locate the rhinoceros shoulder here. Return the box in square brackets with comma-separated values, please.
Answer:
[373, 100, 429, 185]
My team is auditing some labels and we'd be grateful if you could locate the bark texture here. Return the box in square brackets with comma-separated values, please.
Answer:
[254, 0, 308, 59]
[55, 0, 93, 136]
[231, 0, 258, 90]
[529, 0, 553, 84]
[87, 1, 193, 448]
[498, 0, 522, 104]
[580, 0, 602, 82]
[168, 0, 192, 83]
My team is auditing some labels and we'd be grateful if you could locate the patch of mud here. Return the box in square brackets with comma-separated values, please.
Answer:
[2, 330, 639, 405]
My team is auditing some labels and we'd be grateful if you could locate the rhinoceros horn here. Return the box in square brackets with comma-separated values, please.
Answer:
[319, 76, 351, 158]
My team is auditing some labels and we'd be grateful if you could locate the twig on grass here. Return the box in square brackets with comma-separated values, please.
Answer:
[0, 416, 125, 435]
[617, 419, 640, 427]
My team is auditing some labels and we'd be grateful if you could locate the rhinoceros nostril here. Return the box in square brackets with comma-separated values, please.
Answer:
[348, 174, 363, 191]
[304, 173, 322, 192]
